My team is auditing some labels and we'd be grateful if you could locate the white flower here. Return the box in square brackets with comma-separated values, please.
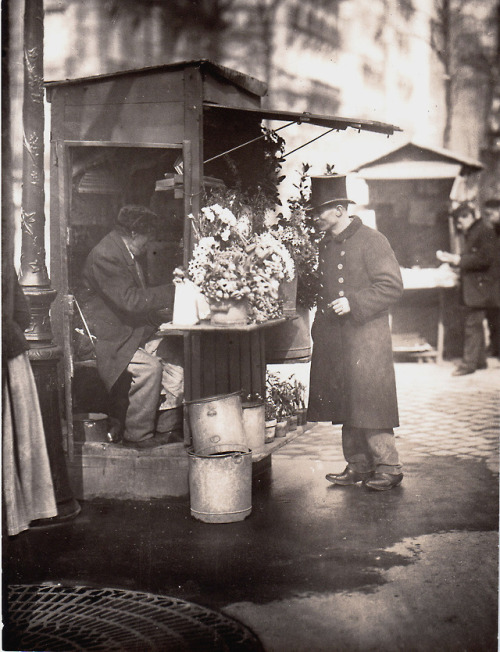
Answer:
[220, 207, 237, 225]
[201, 207, 215, 222]
[264, 208, 279, 227]
[236, 215, 251, 238]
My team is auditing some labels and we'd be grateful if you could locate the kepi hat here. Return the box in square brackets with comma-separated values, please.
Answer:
[307, 174, 355, 212]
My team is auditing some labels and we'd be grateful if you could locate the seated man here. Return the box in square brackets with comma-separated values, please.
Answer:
[82, 204, 183, 448]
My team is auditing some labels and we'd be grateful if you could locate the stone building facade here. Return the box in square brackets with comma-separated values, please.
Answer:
[7, 0, 499, 218]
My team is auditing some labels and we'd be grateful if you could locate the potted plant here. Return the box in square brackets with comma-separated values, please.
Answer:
[264, 396, 277, 443]
[281, 379, 298, 432]
[270, 163, 323, 312]
[266, 371, 285, 438]
[267, 371, 294, 437]
[265, 164, 323, 363]
[291, 375, 308, 426]
[185, 187, 295, 324]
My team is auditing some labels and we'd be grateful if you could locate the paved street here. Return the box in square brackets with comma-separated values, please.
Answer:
[4, 359, 499, 651]
[225, 359, 500, 651]
[277, 360, 500, 474]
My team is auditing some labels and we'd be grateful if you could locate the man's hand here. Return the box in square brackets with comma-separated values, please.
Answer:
[436, 250, 460, 266]
[328, 297, 351, 315]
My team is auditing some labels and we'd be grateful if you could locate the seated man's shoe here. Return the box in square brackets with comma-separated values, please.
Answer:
[122, 435, 162, 450]
[122, 430, 181, 449]
[452, 366, 475, 376]
[155, 428, 184, 443]
[364, 472, 403, 491]
[326, 466, 373, 485]
[477, 362, 488, 370]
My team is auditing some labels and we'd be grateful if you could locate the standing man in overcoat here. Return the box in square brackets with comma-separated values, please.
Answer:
[436, 201, 497, 375]
[307, 175, 404, 491]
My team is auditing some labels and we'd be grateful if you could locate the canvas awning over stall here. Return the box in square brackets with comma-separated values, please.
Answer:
[203, 103, 401, 136]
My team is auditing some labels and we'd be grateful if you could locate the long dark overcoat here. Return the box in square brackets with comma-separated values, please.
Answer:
[308, 216, 404, 428]
[82, 230, 172, 391]
[459, 219, 498, 308]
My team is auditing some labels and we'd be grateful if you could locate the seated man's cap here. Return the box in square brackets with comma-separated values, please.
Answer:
[307, 174, 355, 212]
[116, 204, 159, 235]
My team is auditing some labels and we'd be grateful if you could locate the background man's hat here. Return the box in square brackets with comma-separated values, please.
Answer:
[307, 174, 355, 212]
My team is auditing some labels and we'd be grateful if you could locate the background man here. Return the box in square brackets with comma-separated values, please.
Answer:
[483, 198, 500, 359]
[82, 204, 183, 448]
[437, 201, 497, 376]
[307, 174, 404, 491]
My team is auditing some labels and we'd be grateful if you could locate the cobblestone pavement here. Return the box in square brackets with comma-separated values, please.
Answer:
[274, 360, 500, 475]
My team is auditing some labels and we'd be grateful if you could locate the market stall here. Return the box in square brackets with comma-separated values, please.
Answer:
[46, 60, 399, 498]
[355, 141, 483, 361]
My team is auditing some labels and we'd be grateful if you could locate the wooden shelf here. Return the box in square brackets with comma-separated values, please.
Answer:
[157, 317, 287, 335]
[251, 423, 311, 462]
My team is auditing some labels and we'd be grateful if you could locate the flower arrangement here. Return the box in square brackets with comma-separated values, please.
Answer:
[186, 187, 295, 323]
[270, 164, 323, 309]
[189, 239, 250, 301]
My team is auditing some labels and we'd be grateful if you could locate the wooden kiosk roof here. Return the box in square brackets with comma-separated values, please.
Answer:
[45, 59, 401, 138]
[354, 140, 483, 179]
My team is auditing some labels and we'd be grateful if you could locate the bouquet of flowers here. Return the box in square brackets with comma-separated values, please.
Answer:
[185, 188, 294, 323]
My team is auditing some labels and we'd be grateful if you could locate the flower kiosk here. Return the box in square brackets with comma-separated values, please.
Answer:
[46, 60, 399, 500]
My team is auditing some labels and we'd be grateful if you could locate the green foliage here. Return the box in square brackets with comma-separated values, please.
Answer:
[276, 163, 322, 309]
[202, 126, 286, 236]
[266, 371, 306, 420]
[264, 395, 277, 421]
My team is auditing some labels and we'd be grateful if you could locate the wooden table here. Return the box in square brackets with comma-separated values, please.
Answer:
[157, 319, 287, 402]
[392, 284, 456, 363]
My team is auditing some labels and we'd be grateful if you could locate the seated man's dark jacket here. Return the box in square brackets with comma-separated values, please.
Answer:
[459, 219, 498, 308]
[82, 230, 172, 392]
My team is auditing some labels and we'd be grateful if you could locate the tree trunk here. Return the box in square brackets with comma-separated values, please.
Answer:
[442, 0, 453, 148]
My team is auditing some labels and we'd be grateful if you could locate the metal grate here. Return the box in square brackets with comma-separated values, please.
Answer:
[6, 584, 264, 652]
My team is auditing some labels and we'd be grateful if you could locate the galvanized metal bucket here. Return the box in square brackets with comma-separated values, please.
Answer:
[188, 450, 252, 523]
[242, 401, 265, 452]
[186, 392, 249, 455]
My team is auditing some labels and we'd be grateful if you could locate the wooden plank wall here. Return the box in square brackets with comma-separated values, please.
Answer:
[203, 73, 262, 109]
[186, 331, 266, 403]
[50, 70, 186, 144]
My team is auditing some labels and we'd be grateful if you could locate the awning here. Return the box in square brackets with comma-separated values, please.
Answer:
[203, 103, 401, 136]
[357, 161, 463, 180]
